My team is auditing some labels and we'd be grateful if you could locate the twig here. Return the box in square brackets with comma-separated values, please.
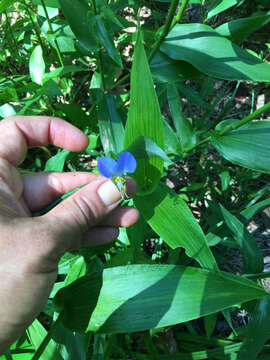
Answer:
[218, 100, 270, 136]
[170, 0, 190, 29]
[148, 0, 180, 62]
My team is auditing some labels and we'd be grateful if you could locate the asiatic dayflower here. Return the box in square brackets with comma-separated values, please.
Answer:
[97, 151, 137, 199]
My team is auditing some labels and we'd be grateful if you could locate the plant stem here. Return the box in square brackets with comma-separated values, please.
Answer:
[184, 136, 211, 153]
[40, 0, 64, 67]
[31, 315, 62, 360]
[218, 100, 270, 136]
[148, 0, 180, 62]
[170, 0, 190, 29]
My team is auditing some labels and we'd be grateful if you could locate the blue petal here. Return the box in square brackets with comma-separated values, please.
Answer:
[97, 157, 118, 178]
[116, 151, 137, 175]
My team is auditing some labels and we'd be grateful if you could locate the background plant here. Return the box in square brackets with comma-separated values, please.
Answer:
[1, 0, 270, 359]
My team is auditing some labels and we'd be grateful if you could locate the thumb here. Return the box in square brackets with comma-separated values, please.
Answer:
[46, 177, 122, 238]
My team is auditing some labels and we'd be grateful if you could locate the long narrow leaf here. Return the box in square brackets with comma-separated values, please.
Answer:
[124, 30, 164, 195]
[219, 204, 263, 274]
[54, 265, 267, 334]
[59, 0, 97, 54]
[98, 94, 125, 154]
[167, 83, 196, 151]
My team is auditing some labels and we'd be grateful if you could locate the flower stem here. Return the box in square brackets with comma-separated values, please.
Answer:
[148, 0, 180, 62]
[170, 0, 190, 29]
[40, 0, 64, 67]
[218, 100, 270, 136]
[30, 315, 62, 360]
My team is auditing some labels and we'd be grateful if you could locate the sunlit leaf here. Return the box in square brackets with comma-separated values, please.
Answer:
[160, 24, 270, 81]
[211, 119, 270, 174]
[54, 265, 267, 334]
[124, 30, 164, 195]
[216, 12, 270, 44]
[135, 183, 218, 270]
[29, 45, 45, 85]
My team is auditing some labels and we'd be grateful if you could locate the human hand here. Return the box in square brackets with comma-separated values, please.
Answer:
[0, 116, 139, 354]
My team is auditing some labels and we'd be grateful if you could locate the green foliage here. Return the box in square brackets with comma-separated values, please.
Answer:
[124, 30, 164, 195]
[1, 0, 270, 358]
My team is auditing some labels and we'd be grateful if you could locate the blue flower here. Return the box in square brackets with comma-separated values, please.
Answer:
[97, 151, 137, 197]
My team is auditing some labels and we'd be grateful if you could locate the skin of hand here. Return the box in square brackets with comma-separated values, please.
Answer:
[0, 116, 139, 354]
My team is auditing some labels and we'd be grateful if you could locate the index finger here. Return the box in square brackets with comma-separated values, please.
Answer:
[0, 116, 89, 166]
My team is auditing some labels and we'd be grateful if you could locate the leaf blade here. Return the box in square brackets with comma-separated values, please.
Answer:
[124, 31, 164, 195]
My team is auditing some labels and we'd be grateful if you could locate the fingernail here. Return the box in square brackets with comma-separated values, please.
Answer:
[97, 180, 121, 206]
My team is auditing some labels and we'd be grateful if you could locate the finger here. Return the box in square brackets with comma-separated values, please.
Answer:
[23, 171, 100, 211]
[44, 177, 138, 249]
[72, 227, 119, 250]
[100, 206, 139, 228]
[0, 116, 89, 166]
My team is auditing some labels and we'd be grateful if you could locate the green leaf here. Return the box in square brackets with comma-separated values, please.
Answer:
[58, 0, 97, 54]
[125, 136, 172, 163]
[241, 198, 270, 221]
[92, 14, 123, 67]
[42, 65, 86, 83]
[211, 119, 270, 174]
[0, 87, 18, 102]
[216, 12, 270, 45]
[8, 335, 34, 359]
[238, 296, 270, 360]
[0, 103, 16, 118]
[0, 0, 17, 13]
[54, 261, 103, 332]
[44, 149, 70, 171]
[219, 204, 264, 274]
[98, 94, 125, 154]
[135, 183, 218, 270]
[29, 45, 45, 85]
[206, 0, 242, 21]
[204, 313, 217, 339]
[124, 30, 164, 195]
[27, 319, 64, 360]
[32, 0, 60, 7]
[54, 264, 267, 334]
[167, 83, 197, 151]
[163, 118, 182, 155]
[150, 52, 201, 83]
[55, 36, 76, 53]
[160, 24, 270, 81]
[53, 323, 90, 360]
